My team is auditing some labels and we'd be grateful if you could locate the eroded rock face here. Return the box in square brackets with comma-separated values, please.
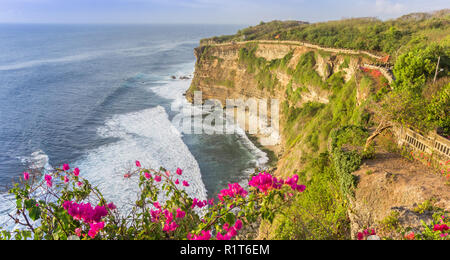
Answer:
[187, 41, 373, 163]
[349, 152, 450, 239]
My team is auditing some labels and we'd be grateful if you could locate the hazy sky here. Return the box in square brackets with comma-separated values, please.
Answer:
[0, 0, 448, 25]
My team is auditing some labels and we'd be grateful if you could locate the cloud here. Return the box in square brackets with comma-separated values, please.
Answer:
[374, 0, 406, 15]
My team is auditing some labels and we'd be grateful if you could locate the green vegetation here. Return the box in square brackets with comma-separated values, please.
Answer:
[380, 211, 401, 232]
[238, 44, 280, 92]
[192, 10, 450, 240]
[202, 10, 450, 57]
[271, 63, 370, 239]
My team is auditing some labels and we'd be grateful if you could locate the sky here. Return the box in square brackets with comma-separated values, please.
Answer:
[0, 0, 448, 25]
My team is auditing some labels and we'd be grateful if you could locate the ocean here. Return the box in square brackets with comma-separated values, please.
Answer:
[0, 24, 268, 228]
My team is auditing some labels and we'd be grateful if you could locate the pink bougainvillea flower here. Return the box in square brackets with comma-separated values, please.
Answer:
[107, 203, 117, 210]
[183, 180, 190, 187]
[153, 202, 161, 209]
[155, 175, 162, 182]
[63, 201, 108, 232]
[357, 232, 364, 240]
[163, 222, 179, 233]
[88, 222, 105, 239]
[165, 171, 170, 176]
[175, 179, 180, 185]
[75, 228, 82, 237]
[434, 224, 442, 232]
[223, 223, 230, 232]
[226, 227, 237, 238]
[234, 219, 243, 231]
[77, 181, 83, 187]
[189, 230, 211, 240]
[44, 174, 53, 187]
[73, 168, 80, 176]
[63, 164, 70, 171]
[176, 168, 183, 176]
[176, 208, 186, 219]
[64, 176, 69, 183]
[23, 172, 29, 181]
[208, 199, 215, 206]
[135, 161, 141, 167]
[144, 172, 152, 179]
[218, 183, 248, 201]
[216, 232, 231, 240]
[150, 209, 161, 222]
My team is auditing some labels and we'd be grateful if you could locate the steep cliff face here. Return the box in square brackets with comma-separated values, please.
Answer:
[187, 41, 371, 158]
[187, 41, 449, 240]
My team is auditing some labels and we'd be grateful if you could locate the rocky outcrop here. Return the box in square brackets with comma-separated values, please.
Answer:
[350, 151, 449, 239]
[187, 40, 374, 156]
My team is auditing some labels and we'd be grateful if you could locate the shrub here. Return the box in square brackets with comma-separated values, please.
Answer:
[1, 162, 306, 240]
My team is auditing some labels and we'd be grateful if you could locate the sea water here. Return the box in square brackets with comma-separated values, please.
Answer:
[0, 24, 268, 228]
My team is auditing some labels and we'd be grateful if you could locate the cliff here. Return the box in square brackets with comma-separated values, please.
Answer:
[187, 41, 375, 152]
[187, 38, 449, 239]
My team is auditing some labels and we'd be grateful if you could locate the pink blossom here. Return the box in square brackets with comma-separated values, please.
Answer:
[183, 180, 190, 187]
[163, 209, 174, 223]
[64, 176, 69, 183]
[223, 223, 230, 231]
[135, 161, 141, 167]
[150, 209, 161, 222]
[155, 175, 162, 182]
[163, 222, 179, 233]
[107, 203, 116, 210]
[23, 172, 29, 181]
[175, 179, 180, 185]
[153, 202, 161, 209]
[88, 222, 105, 238]
[45, 175, 53, 188]
[176, 208, 186, 219]
[77, 181, 83, 187]
[176, 168, 183, 175]
[217, 183, 248, 201]
[357, 232, 364, 240]
[234, 219, 243, 231]
[144, 172, 152, 179]
[63, 164, 70, 171]
[191, 198, 206, 209]
[249, 172, 306, 194]
[63, 201, 108, 225]
[189, 230, 211, 240]
[75, 228, 82, 237]
[226, 227, 237, 238]
[73, 168, 80, 176]
[216, 232, 231, 240]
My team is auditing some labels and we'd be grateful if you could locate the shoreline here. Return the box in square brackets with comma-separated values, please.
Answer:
[245, 133, 278, 170]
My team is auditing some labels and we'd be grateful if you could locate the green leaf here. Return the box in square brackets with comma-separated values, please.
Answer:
[29, 207, 41, 221]
[225, 213, 235, 225]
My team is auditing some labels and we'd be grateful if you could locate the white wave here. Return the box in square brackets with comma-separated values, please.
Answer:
[76, 106, 207, 212]
[150, 64, 269, 174]
[18, 150, 53, 174]
[1, 149, 54, 230]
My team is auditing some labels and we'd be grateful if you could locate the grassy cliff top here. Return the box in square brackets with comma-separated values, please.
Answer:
[201, 9, 450, 57]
